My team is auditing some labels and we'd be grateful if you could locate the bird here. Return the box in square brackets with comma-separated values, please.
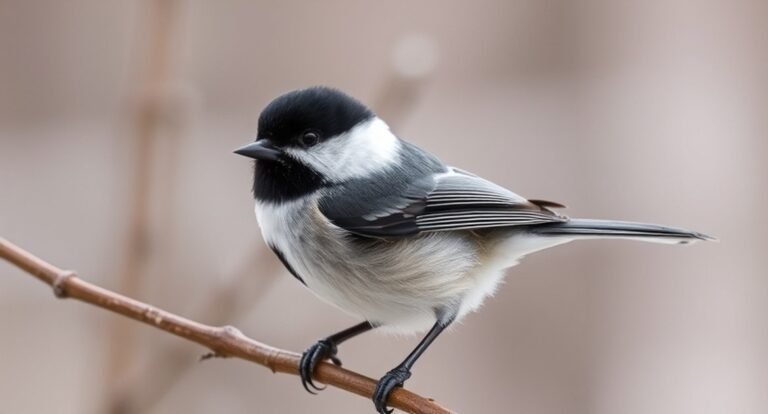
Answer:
[234, 86, 713, 413]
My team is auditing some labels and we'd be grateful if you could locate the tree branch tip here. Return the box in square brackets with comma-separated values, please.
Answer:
[52, 270, 76, 298]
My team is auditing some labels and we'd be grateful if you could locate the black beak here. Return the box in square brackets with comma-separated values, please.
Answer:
[234, 139, 282, 161]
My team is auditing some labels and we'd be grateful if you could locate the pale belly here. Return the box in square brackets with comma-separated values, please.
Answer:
[255, 199, 568, 333]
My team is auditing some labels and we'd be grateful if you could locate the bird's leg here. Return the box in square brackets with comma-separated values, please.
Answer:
[372, 310, 456, 414]
[300, 321, 374, 393]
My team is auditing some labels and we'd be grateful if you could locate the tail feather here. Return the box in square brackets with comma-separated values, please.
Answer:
[528, 218, 716, 245]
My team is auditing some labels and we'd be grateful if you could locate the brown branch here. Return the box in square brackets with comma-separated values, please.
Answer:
[0, 237, 452, 414]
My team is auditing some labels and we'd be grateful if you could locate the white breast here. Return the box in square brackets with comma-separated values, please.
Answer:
[255, 199, 306, 255]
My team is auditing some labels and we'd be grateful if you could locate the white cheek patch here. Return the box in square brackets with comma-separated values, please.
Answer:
[285, 117, 400, 181]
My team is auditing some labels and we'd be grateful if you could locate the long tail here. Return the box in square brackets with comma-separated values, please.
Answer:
[528, 218, 716, 245]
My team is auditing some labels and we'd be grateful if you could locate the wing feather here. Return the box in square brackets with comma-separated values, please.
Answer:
[320, 166, 566, 238]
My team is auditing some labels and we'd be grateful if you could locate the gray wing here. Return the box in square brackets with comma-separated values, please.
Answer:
[319, 167, 567, 238]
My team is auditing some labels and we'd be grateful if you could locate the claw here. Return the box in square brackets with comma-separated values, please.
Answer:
[299, 339, 340, 394]
[372, 366, 412, 414]
[330, 355, 342, 366]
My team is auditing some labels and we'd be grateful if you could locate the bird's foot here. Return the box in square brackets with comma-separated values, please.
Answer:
[372, 366, 412, 414]
[299, 339, 342, 394]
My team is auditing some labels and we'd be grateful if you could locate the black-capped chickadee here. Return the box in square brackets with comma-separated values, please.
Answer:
[235, 87, 713, 413]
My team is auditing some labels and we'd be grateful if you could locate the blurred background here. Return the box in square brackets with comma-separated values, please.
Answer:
[1, 1, 766, 413]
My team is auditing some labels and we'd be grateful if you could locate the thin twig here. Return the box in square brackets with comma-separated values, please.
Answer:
[0, 237, 452, 414]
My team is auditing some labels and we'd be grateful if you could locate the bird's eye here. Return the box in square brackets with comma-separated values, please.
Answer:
[299, 131, 320, 148]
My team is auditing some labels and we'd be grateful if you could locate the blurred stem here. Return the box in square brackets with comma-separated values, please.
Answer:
[107, 1, 182, 412]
